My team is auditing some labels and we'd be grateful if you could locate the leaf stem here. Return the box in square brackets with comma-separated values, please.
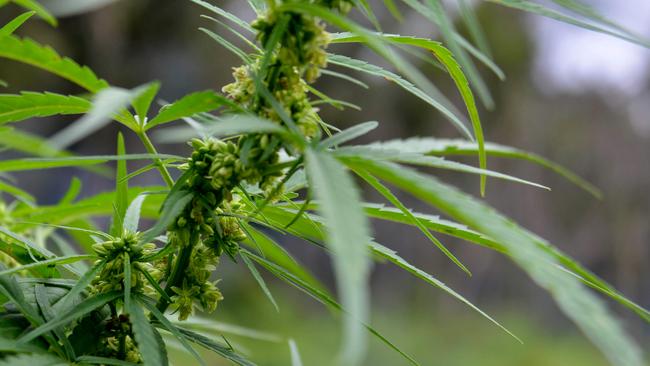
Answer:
[136, 130, 174, 188]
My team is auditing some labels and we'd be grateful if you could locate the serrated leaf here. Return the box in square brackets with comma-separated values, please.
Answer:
[48, 86, 148, 149]
[155, 114, 286, 143]
[360, 159, 643, 366]
[11, 0, 57, 26]
[336, 147, 548, 190]
[0, 254, 94, 277]
[127, 300, 166, 366]
[0, 153, 181, 172]
[0, 92, 91, 125]
[139, 296, 205, 366]
[169, 324, 257, 366]
[19, 290, 121, 344]
[367, 137, 602, 198]
[0, 34, 108, 92]
[0, 11, 36, 36]
[488, 0, 650, 48]
[111, 133, 127, 236]
[242, 250, 418, 366]
[0, 353, 68, 366]
[75, 356, 140, 366]
[240, 253, 279, 312]
[318, 121, 377, 149]
[131, 81, 160, 123]
[124, 194, 147, 233]
[146, 91, 237, 130]
[304, 149, 371, 366]
[327, 53, 471, 140]
[190, 0, 255, 33]
[351, 167, 471, 276]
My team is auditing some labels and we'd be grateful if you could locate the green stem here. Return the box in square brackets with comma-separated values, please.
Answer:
[136, 130, 174, 188]
[155, 229, 199, 313]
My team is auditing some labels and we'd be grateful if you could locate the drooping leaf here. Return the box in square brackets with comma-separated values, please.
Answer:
[304, 149, 371, 366]
[127, 300, 167, 366]
[360, 159, 643, 366]
[170, 325, 257, 366]
[367, 137, 602, 198]
[240, 252, 279, 312]
[0, 254, 94, 277]
[327, 53, 472, 140]
[487, 0, 650, 48]
[318, 121, 378, 149]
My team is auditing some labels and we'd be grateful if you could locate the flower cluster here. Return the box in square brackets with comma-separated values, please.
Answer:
[97, 314, 142, 363]
[91, 231, 161, 295]
[169, 244, 223, 320]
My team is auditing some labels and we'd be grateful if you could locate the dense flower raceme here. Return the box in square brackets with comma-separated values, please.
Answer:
[151, 3, 353, 321]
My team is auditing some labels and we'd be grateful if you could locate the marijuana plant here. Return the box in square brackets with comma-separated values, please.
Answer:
[0, 0, 647, 365]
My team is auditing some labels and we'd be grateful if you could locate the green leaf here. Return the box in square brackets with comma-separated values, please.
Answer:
[123, 253, 132, 310]
[139, 296, 205, 366]
[155, 114, 286, 143]
[190, 0, 255, 33]
[0, 153, 181, 172]
[48, 86, 148, 149]
[34, 284, 76, 360]
[0, 11, 36, 36]
[140, 190, 193, 244]
[75, 356, 140, 366]
[0, 92, 91, 125]
[199, 27, 251, 63]
[327, 53, 472, 140]
[19, 290, 121, 344]
[351, 167, 471, 276]
[111, 133, 127, 236]
[124, 194, 147, 233]
[368, 241, 518, 341]
[241, 224, 327, 295]
[52, 261, 105, 314]
[487, 0, 650, 48]
[0, 34, 108, 92]
[288, 339, 303, 366]
[0, 254, 94, 276]
[0, 127, 110, 176]
[11, 0, 57, 26]
[318, 121, 377, 149]
[360, 159, 643, 366]
[240, 252, 279, 312]
[146, 91, 237, 130]
[336, 147, 548, 190]
[304, 149, 371, 366]
[0, 353, 68, 366]
[0, 178, 34, 202]
[368, 137, 602, 198]
[169, 325, 257, 366]
[242, 250, 418, 366]
[127, 300, 167, 366]
[131, 81, 161, 123]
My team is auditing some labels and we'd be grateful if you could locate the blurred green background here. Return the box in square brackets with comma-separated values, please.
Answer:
[0, 0, 648, 364]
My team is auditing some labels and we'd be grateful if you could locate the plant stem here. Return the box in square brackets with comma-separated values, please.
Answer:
[136, 130, 174, 188]
[155, 229, 199, 313]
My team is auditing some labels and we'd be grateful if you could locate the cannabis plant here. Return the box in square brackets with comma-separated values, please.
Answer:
[0, 0, 647, 365]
